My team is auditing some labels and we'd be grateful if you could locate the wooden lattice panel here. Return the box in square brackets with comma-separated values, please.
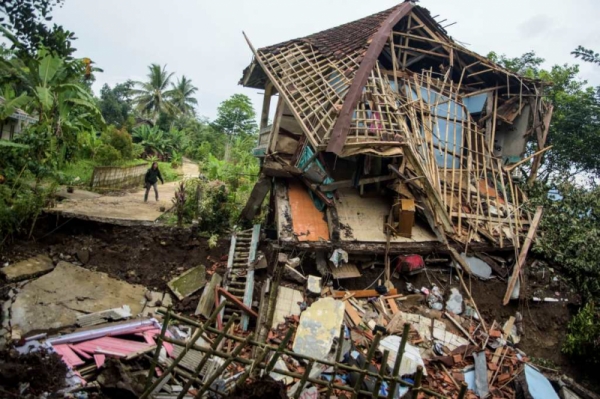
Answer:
[257, 43, 361, 147]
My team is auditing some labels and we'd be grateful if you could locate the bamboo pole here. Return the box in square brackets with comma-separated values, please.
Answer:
[326, 325, 346, 398]
[503, 206, 543, 305]
[292, 359, 315, 399]
[159, 333, 447, 399]
[373, 350, 390, 397]
[176, 314, 239, 399]
[351, 332, 383, 399]
[145, 305, 171, 391]
[387, 323, 411, 399]
[139, 302, 227, 399]
[195, 334, 254, 398]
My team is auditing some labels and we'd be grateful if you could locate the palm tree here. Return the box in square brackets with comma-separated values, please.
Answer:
[168, 75, 198, 116]
[131, 64, 177, 124]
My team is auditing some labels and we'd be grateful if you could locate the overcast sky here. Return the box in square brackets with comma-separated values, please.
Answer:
[52, 0, 600, 121]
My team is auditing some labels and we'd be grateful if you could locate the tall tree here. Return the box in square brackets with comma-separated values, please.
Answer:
[572, 46, 600, 66]
[98, 81, 134, 128]
[0, 0, 76, 58]
[168, 75, 198, 116]
[131, 64, 177, 124]
[212, 94, 257, 138]
[212, 94, 257, 161]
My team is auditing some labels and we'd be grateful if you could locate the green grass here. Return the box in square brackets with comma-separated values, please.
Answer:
[157, 161, 181, 183]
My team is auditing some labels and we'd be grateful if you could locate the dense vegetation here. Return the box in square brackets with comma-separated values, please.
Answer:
[0, 2, 259, 245]
[489, 49, 600, 364]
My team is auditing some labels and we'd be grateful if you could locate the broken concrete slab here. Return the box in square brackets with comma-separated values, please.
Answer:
[272, 286, 303, 328]
[283, 264, 307, 284]
[293, 297, 344, 359]
[76, 305, 132, 327]
[474, 351, 489, 397]
[11, 261, 147, 335]
[380, 335, 427, 376]
[1, 255, 54, 282]
[167, 265, 206, 301]
[306, 275, 321, 296]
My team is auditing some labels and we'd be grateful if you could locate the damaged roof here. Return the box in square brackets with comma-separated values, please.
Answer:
[260, 3, 408, 58]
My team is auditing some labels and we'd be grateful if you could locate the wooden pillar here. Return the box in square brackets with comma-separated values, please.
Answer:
[260, 82, 274, 132]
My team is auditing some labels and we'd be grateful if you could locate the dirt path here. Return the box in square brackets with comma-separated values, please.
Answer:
[47, 159, 199, 225]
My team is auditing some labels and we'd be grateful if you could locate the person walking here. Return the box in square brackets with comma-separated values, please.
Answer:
[144, 161, 164, 202]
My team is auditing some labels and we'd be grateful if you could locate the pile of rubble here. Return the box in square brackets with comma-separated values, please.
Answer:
[0, 230, 593, 399]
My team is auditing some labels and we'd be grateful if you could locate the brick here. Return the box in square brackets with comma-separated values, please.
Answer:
[488, 362, 498, 371]
[489, 329, 502, 338]
[497, 373, 511, 384]
[453, 354, 463, 363]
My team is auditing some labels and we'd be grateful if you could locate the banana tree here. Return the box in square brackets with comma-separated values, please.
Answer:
[132, 124, 168, 157]
[0, 27, 104, 166]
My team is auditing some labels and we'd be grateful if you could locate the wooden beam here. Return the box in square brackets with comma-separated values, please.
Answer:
[268, 97, 285, 154]
[241, 176, 271, 220]
[195, 273, 223, 318]
[326, 3, 413, 155]
[260, 82, 274, 131]
[242, 32, 320, 150]
[527, 105, 554, 185]
[504, 146, 553, 172]
[318, 175, 396, 192]
[332, 289, 398, 299]
[503, 206, 543, 305]
[405, 45, 443, 67]
[218, 287, 259, 318]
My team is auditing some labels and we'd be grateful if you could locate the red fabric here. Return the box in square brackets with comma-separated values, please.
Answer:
[395, 254, 425, 273]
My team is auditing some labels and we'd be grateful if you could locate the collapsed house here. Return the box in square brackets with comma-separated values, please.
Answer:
[240, 1, 552, 295]
[2, 3, 573, 399]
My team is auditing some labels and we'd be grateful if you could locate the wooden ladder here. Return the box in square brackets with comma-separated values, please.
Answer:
[219, 224, 260, 331]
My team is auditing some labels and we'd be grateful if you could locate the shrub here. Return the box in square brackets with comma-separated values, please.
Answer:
[563, 302, 600, 364]
[529, 181, 600, 302]
[198, 180, 231, 234]
[95, 144, 122, 166]
[101, 126, 134, 160]
[132, 143, 145, 158]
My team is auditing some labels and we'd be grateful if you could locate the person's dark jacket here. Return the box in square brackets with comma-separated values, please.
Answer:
[145, 168, 164, 185]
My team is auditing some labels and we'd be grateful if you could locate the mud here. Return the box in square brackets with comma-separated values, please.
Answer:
[2, 217, 230, 291]
[225, 377, 288, 399]
[0, 347, 68, 397]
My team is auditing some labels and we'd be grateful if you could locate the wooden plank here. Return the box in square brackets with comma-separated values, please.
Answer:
[503, 206, 543, 305]
[217, 287, 258, 319]
[332, 288, 397, 299]
[240, 176, 271, 220]
[241, 224, 261, 331]
[260, 82, 274, 131]
[327, 3, 413, 154]
[444, 312, 477, 346]
[318, 175, 396, 192]
[329, 263, 361, 279]
[386, 298, 400, 314]
[502, 316, 516, 340]
[195, 273, 223, 318]
[344, 300, 362, 327]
